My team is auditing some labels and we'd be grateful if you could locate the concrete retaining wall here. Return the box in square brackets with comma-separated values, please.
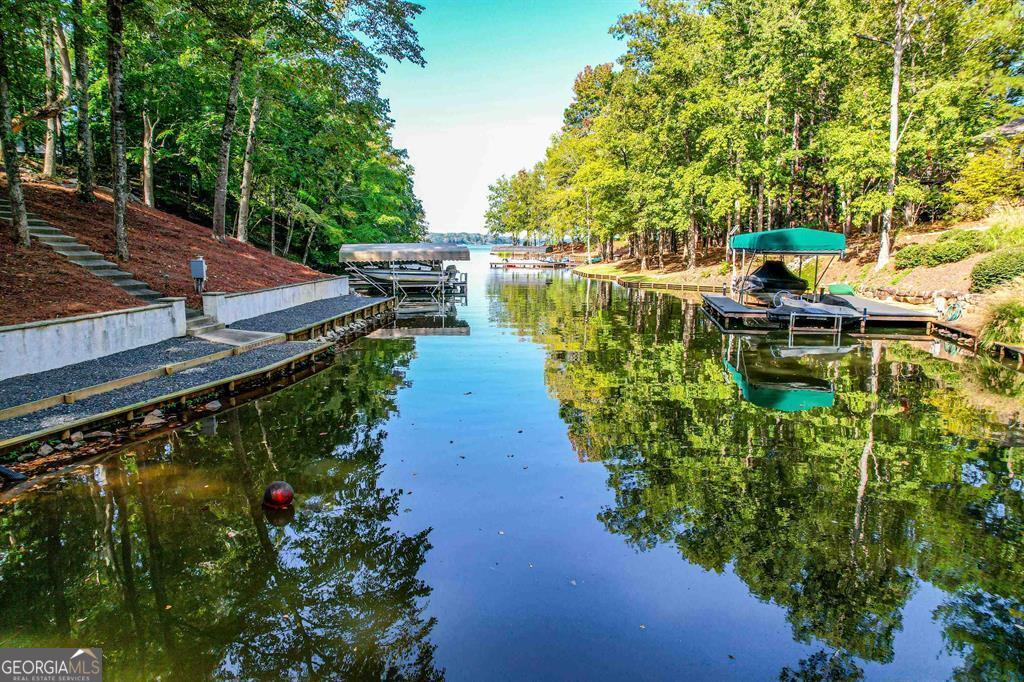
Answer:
[0, 298, 187, 381]
[201, 277, 349, 326]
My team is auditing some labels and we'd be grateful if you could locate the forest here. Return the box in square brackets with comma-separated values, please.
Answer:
[0, 0, 427, 271]
[485, 0, 1024, 270]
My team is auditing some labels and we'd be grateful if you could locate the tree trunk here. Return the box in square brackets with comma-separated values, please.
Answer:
[42, 26, 57, 178]
[235, 95, 260, 243]
[282, 204, 294, 256]
[72, 0, 94, 201]
[141, 111, 157, 207]
[302, 221, 317, 265]
[687, 215, 698, 270]
[107, 0, 129, 261]
[212, 46, 244, 240]
[878, 1, 910, 270]
[756, 178, 764, 231]
[0, 27, 30, 247]
[269, 185, 276, 255]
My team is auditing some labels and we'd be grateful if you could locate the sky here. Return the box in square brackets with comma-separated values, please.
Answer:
[379, 0, 638, 235]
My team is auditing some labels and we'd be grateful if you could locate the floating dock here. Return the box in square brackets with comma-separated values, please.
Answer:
[490, 259, 568, 269]
[701, 293, 935, 333]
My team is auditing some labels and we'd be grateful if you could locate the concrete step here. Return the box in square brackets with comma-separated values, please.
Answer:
[132, 288, 163, 298]
[68, 257, 116, 268]
[186, 314, 218, 327]
[50, 244, 94, 254]
[66, 258, 108, 268]
[89, 268, 133, 279]
[192, 328, 285, 349]
[109, 278, 149, 289]
[55, 251, 103, 261]
[185, 308, 205, 320]
[36, 235, 79, 245]
[0, 213, 48, 226]
[186, 321, 227, 336]
[28, 226, 62, 235]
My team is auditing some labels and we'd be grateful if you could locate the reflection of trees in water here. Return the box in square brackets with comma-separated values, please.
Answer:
[493, 274, 1024, 677]
[0, 340, 442, 680]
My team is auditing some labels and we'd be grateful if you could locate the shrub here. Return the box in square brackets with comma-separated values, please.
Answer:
[970, 248, 1024, 291]
[894, 230, 990, 269]
[893, 243, 930, 269]
[980, 298, 1024, 347]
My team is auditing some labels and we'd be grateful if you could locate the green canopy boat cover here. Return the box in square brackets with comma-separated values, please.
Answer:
[724, 360, 835, 412]
[730, 227, 845, 255]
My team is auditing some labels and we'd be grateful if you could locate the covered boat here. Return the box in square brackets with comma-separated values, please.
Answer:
[339, 243, 470, 301]
[739, 260, 808, 295]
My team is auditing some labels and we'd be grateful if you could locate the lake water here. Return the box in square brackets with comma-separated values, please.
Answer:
[2, 248, 1022, 680]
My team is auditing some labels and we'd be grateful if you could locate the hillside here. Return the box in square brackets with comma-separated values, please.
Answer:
[0, 227, 141, 326]
[2, 180, 329, 324]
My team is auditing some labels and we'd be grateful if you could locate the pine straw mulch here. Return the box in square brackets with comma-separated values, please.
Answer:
[18, 181, 326, 309]
[0, 228, 141, 326]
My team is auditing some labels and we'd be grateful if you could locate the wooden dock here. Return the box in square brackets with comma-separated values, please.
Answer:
[491, 260, 568, 269]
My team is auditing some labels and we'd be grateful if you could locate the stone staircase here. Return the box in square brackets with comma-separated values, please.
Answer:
[184, 308, 225, 336]
[0, 198, 164, 306]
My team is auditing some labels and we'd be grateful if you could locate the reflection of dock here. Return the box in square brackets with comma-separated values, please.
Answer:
[368, 313, 470, 338]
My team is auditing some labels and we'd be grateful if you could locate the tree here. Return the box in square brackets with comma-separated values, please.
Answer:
[197, 0, 427, 240]
[106, 0, 130, 260]
[0, 20, 30, 246]
[235, 94, 259, 241]
[72, 0, 94, 200]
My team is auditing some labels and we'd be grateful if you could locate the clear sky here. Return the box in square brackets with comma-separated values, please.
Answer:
[379, 0, 638, 235]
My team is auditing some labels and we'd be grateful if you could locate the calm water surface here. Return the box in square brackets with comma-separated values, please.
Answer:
[2, 249, 1023, 680]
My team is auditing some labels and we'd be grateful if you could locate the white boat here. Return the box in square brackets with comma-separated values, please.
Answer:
[359, 264, 456, 288]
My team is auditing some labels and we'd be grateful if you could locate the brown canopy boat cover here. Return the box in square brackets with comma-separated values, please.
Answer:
[339, 243, 471, 262]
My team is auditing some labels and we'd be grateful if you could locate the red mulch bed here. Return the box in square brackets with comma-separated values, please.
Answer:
[19, 181, 325, 308]
[0, 229, 141, 326]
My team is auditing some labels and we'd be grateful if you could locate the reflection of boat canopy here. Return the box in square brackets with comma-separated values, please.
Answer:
[724, 358, 835, 412]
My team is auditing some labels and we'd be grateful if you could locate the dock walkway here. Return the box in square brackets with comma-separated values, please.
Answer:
[0, 337, 229, 416]
[0, 294, 395, 460]
[230, 295, 391, 339]
[0, 342, 319, 445]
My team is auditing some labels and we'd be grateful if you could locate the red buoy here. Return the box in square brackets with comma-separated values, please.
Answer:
[263, 481, 294, 509]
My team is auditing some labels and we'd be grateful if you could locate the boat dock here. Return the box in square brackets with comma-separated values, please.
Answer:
[0, 296, 396, 467]
[490, 259, 568, 269]
[701, 293, 935, 333]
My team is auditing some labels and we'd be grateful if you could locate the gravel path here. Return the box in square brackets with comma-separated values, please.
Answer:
[229, 295, 389, 333]
[0, 342, 318, 441]
[0, 337, 229, 410]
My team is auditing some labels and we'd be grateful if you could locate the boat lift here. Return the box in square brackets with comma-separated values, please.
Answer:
[339, 243, 470, 305]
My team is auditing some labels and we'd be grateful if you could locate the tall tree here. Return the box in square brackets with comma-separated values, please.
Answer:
[0, 22, 30, 246]
[106, 0, 130, 260]
[140, 110, 157, 207]
[211, 44, 243, 240]
[41, 23, 57, 178]
[72, 0, 94, 201]
[235, 94, 259, 242]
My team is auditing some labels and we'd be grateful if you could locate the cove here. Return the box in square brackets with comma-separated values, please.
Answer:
[0, 249, 1021, 680]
